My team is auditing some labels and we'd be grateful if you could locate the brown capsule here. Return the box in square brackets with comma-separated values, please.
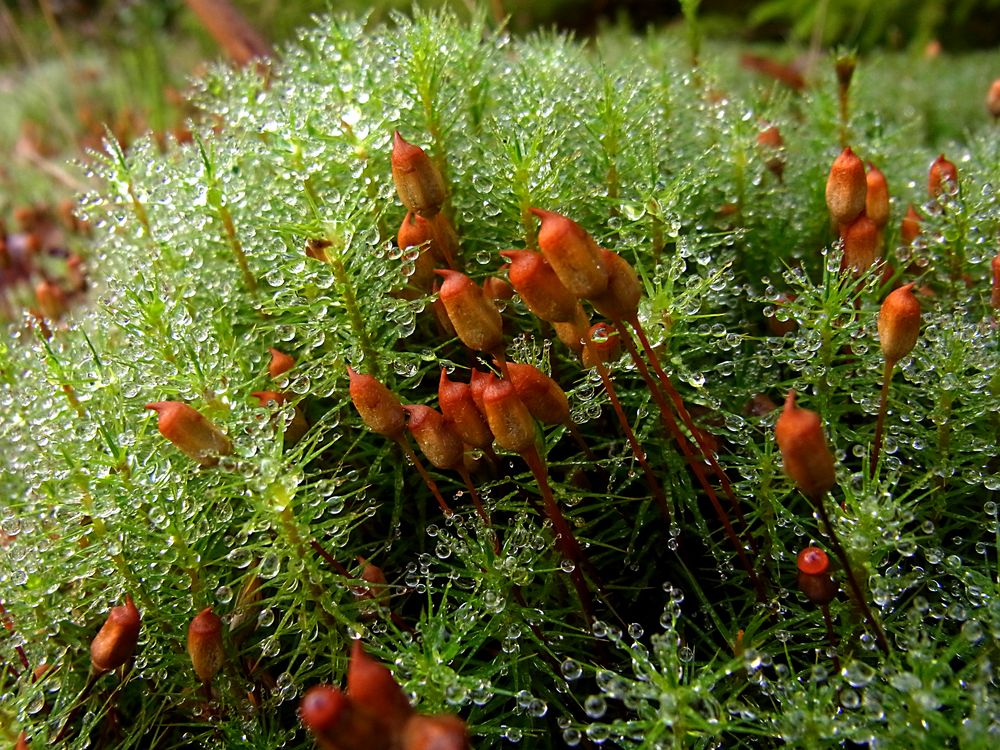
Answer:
[391, 131, 446, 218]
[834, 53, 856, 90]
[346, 641, 413, 735]
[187, 607, 224, 684]
[250, 391, 309, 445]
[400, 714, 470, 750]
[774, 391, 837, 500]
[90, 595, 141, 673]
[878, 283, 921, 364]
[500, 249, 579, 323]
[438, 369, 494, 450]
[145, 402, 233, 466]
[299, 685, 384, 750]
[530, 208, 608, 298]
[825, 147, 867, 226]
[268, 348, 295, 379]
[756, 125, 784, 180]
[396, 213, 440, 292]
[347, 367, 405, 438]
[581, 322, 621, 368]
[588, 248, 642, 321]
[403, 404, 464, 470]
[991, 254, 1000, 310]
[796, 547, 837, 605]
[34, 280, 66, 321]
[435, 270, 503, 353]
[928, 154, 959, 199]
[841, 213, 879, 276]
[507, 362, 570, 426]
[865, 164, 890, 230]
[988, 78, 1000, 120]
[431, 296, 456, 338]
[468, 368, 497, 416]
[900, 204, 922, 246]
[482, 378, 536, 454]
[355, 558, 390, 608]
[746, 393, 778, 417]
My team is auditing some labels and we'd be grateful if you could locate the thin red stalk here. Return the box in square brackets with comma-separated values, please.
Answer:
[457, 466, 492, 528]
[871, 359, 894, 476]
[0, 601, 30, 670]
[394, 436, 454, 517]
[578, 329, 669, 526]
[619, 332, 765, 600]
[813, 492, 889, 653]
[821, 603, 842, 673]
[565, 419, 596, 461]
[626, 316, 750, 534]
[309, 541, 350, 576]
[522, 446, 595, 625]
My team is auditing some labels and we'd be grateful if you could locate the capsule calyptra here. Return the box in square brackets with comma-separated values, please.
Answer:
[347, 368, 405, 438]
[507, 362, 570, 426]
[346, 641, 413, 734]
[841, 214, 879, 276]
[391, 131, 446, 218]
[928, 154, 959, 199]
[878, 283, 921, 365]
[400, 714, 470, 750]
[531, 208, 608, 299]
[825, 147, 867, 226]
[300, 685, 383, 750]
[774, 391, 837, 500]
[268, 348, 295, 379]
[435, 270, 503, 354]
[499, 249, 579, 323]
[145, 401, 232, 467]
[581, 322, 621, 368]
[90, 595, 141, 673]
[865, 164, 890, 230]
[482, 378, 536, 454]
[403, 404, 464, 470]
[187, 607, 224, 684]
[438, 369, 494, 450]
[588, 249, 642, 322]
[900, 204, 921, 246]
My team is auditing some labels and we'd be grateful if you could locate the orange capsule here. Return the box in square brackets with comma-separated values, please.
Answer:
[403, 404, 464, 470]
[796, 547, 837, 605]
[482, 378, 536, 454]
[467, 368, 496, 416]
[355, 558, 390, 608]
[482, 276, 514, 303]
[865, 164, 890, 230]
[347, 367, 405, 438]
[841, 214, 879, 276]
[391, 131, 446, 218]
[396, 212, 442, 288]
[988, 78, 1000, 120]
[346, 641, 413, 734]
[825, 147, 867, 226]
[878, 283, 921, 364]
[400, 714, 470, 750]
[187, 607, 224, 684]
[299, 685, 384, 750]
[145, 401, 233, 466]
[507, 362, 570, 426]
[90, 595, 141, 673]
[34, 280, 66, 321]
[991, 254, 1000, 310]
[438, 369, 494, 450]
[435, 270, 503, 354]
[774, 391, 837, 500]
[530, 208, 608, 299]
[499, 249, 579, 323]
[588, 249, 641, 321]
[268, 348, 295, 379]
[756, 125, 784, 180]
[251, 391, 309, 444]
[928, 154, 959, 199]
[553, 319, 587, 355]
[581, 322, 621, 368]
[900, 204, 922, 246]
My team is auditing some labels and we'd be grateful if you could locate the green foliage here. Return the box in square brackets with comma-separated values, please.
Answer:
[2, 8, 999, 748]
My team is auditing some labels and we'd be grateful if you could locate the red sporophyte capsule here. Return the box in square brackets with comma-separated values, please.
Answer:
[187, 607, 224, 684]
[347, 641, 414, 734]
[588, 249, 642, 322]
[300, 685, 384, 750]
[825, 147, 867, 226]
[355, 558, 390, 608]
[499, 249, 579, 323]
[90, 595, 141, 673]
[865, 164, 890, 230]
[991, 254, 1000, 310]
[507, 362, 570, 426]
[928, 154, 959, 199]
[435, 269, 503, 354]
[878, 283, 921, 364]
[403, 404, 464, 470]
[347, 367, 405, 438]
[400, 714, 471, 750]
[34, 280, 66, 320]
[774, 391, 837, 500]
[988, 79, 1000, 120]
[796, 547, 837, 605]
[841, 214, 880, 276]
[438, 369, 494, 450]
[268, 348, 295, 379]
[391, 131, 446, 218]
[756, 125, 784, 180]
[482, 378, 537, 454]
[145, 401, 233, 467]
[482, 276, 514, 303]
[396, 213, 441, 292]
[581, 322, 621, 368]
[553, 320, 587, 355]
[900, 204, 922, 246]
[530, 208, 608, 299]
[251, 391, 309, 444]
